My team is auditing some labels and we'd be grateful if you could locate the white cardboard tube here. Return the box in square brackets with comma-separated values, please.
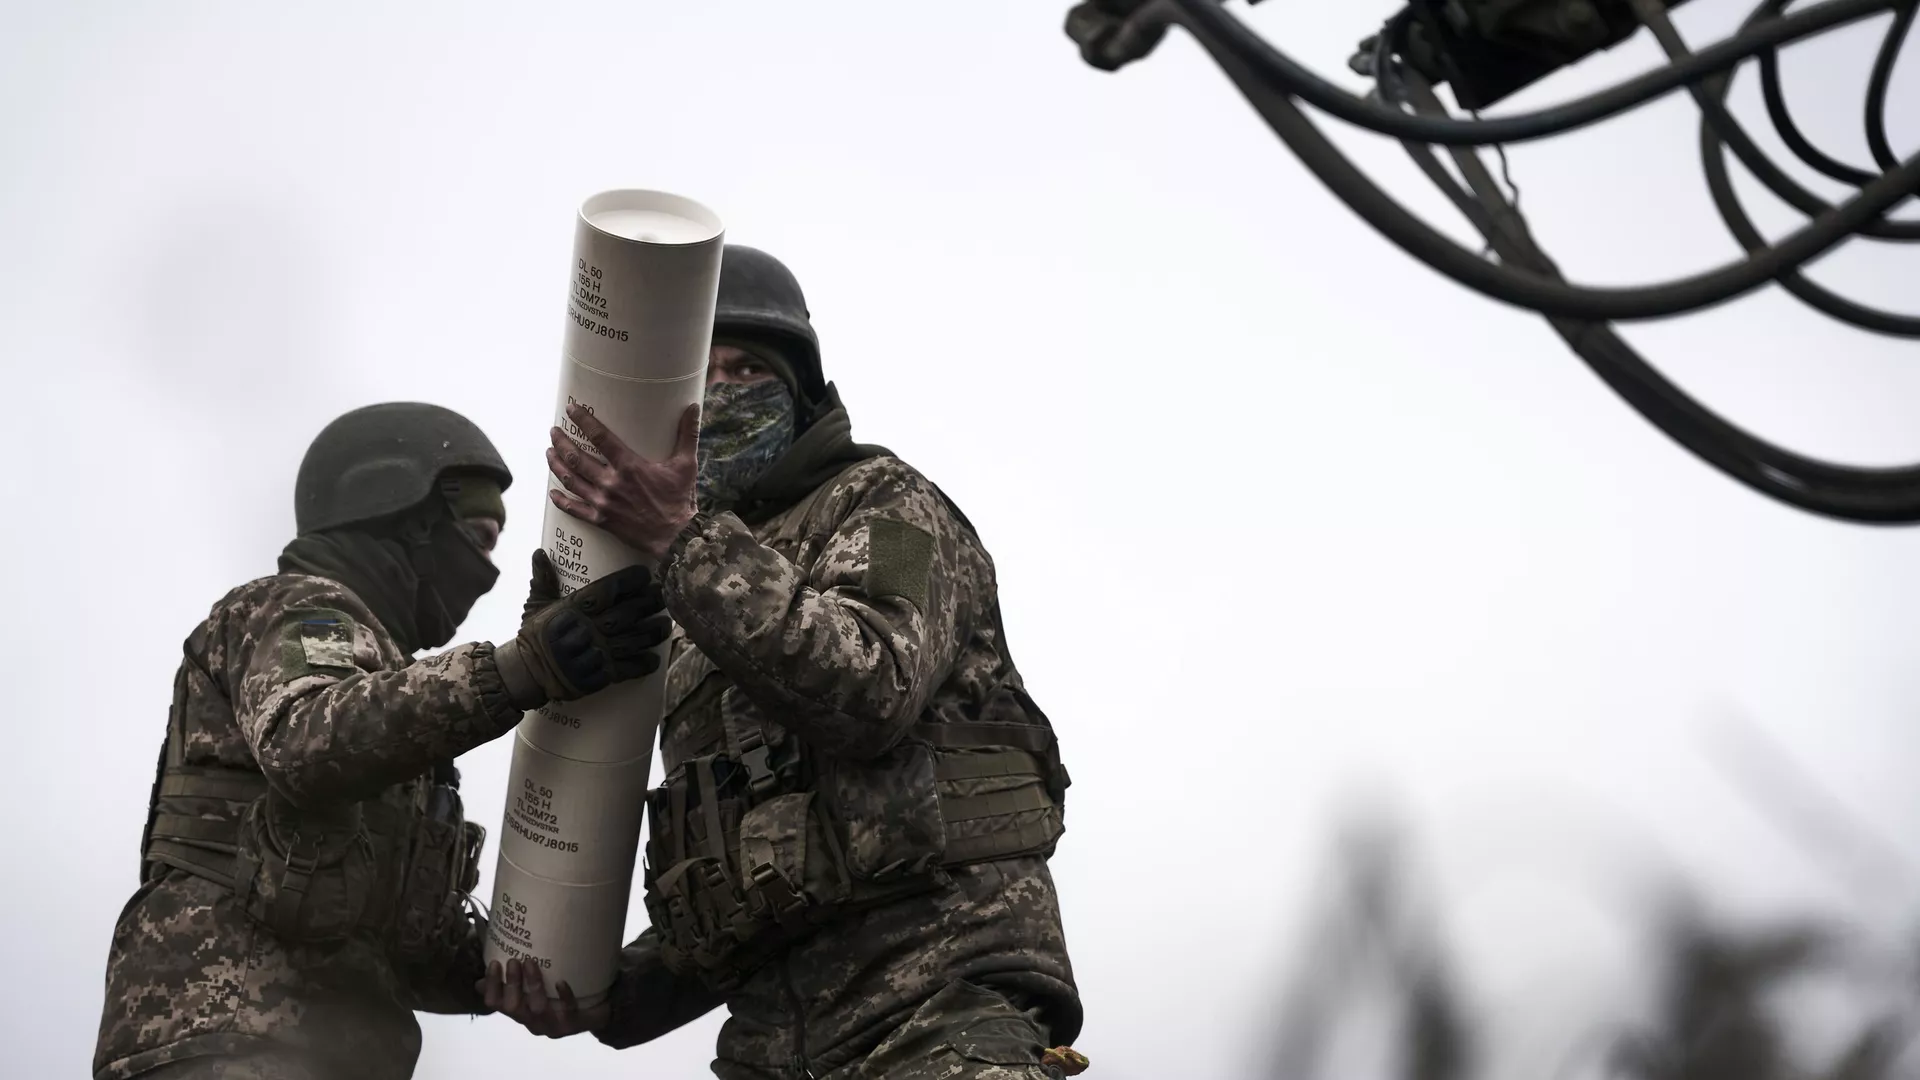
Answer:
[484, 852, 633, 1010]
[485, 189, 724, 1003]
[520, 675, 663, 764]
[500, 731, 652, 883]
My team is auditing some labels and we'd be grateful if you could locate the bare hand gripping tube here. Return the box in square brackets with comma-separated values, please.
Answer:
[483, 190, 724, 1006]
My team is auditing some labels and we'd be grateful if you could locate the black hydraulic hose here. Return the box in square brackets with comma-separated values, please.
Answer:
[1390, 72, 1920, 522]
[1759, 50, 1879, 185]
[1625, 0, 1920, 243]
[1754, 0, 1883, 185]
[1864, 0, 1916, 171]
[1701, 121, 1920, 336]
[1630, 0, 1920, 334]
[1170, 1, 1920, 322]
[1158, 0, 1898, 147]
[1390, 112, 1500, 237]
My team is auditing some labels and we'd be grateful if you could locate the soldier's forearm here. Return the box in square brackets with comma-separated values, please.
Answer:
[399, 921, 494, 1017]
[249, 643, 524, 805]
[405, 968, 493, 1016]
[593, 930, 728, 1049]
[663, 512, 945, 761]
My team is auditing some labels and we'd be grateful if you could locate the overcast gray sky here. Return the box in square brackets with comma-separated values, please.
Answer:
[1, 1, 1914, 1077]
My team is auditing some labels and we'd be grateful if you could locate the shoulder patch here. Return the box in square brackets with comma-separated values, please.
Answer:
[865, 517, 935, 612]
[286, 607, 360, 673]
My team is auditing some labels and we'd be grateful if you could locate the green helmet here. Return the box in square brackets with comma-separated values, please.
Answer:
[714, 245, 826, 406]
[294, 402, 512, 535]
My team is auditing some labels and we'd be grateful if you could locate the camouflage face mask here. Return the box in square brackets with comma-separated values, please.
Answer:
[697, 379, 796, 513]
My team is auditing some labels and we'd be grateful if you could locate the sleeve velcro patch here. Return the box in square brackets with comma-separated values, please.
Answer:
[865, 518, 935, 612]
[285, 608, 360, 673]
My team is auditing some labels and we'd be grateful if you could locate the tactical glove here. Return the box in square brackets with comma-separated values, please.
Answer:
[493, 551, 671, 711]
[524, 548, 563, 621]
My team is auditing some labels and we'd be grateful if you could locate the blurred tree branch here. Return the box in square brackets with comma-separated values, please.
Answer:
[1263, 749, 1918, 1080]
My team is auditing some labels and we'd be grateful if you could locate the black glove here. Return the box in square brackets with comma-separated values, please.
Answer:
[524, 548, 563, 621]
[493, 551, 670, 710]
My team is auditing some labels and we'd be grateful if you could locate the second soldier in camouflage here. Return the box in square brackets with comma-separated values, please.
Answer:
[485, 246, 1086, 1079]
[94, 403, 673, 1080]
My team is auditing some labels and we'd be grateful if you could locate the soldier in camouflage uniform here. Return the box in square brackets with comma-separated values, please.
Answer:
[482, 247, 1087, 1079]
[93, 402, 673, 1080]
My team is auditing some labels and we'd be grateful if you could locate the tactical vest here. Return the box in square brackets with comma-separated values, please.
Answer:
[137, 636, 486, 969]
[642, 481, 1072, 991]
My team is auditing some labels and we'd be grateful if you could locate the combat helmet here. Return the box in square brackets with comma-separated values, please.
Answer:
[715, 245, 827, 407]
[294, 402, 512, 535]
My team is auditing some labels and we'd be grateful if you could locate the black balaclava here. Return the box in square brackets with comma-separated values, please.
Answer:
[278, 473, 504, 654]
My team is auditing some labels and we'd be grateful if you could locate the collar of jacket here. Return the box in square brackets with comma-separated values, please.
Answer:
[727, 382, 891, 528]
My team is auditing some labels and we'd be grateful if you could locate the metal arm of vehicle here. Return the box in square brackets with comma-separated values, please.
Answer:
[1064, 0, 1920, 524]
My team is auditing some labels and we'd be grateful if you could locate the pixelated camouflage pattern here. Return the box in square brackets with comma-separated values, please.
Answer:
[817, 976, 1069, 1080]
[596, 454, 1079, 1075]
[697, 379, 798, 513]
[666, 456, 978, 760]
[693, 972, 1070, 1079]
[94, 572, 522, 1080]
[703, 858, 1078, 1078]
[131, 1044, 324, 1079]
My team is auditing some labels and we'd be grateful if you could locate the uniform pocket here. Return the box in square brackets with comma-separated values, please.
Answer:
[826, 738, 946, 883]
[390, 811, 483, 965]
[737, 791, 811, 887]
[857, 979, 1053, 1078]
[232, 793, 376, 944]
[735, 791, 822, 925]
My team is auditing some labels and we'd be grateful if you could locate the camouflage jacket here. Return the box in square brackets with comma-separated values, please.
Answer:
[92, 572, 522, 1080]
[594, 454, 1081, 1074]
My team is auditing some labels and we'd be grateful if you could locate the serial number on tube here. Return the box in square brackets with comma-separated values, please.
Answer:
[568, 304, 630, 342]
[489, 940, 555, 970]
